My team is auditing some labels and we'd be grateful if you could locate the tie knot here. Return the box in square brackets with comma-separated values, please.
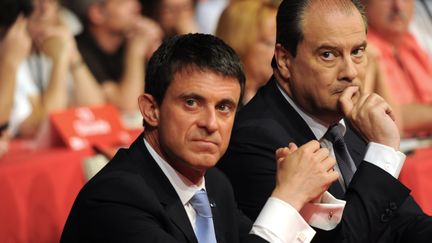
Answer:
[324, 123, 345, 143]
[190, 190, 212, 218]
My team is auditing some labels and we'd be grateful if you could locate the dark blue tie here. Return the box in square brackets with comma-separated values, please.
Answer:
[189, 190, 217, 243]
[324, 124, 356, 188]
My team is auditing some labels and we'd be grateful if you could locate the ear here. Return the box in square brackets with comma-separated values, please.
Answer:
[138, 94, 160, 127]
[274, 43, 293, 80]
[87, 4, 106, 25]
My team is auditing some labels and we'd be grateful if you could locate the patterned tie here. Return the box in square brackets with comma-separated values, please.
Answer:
[324, 124, 356, 188]
[189, 190, 217, 243]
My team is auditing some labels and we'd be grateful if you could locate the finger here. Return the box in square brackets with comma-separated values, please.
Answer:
[321, 156, 337, 172]
[327, 170, 339, 184]
[301, 140, 321, 153]
[287, 142, 298, 153]
[275, 147, 289, 160]
[339, 86, 360, 116]
[314, 147, 330, 163]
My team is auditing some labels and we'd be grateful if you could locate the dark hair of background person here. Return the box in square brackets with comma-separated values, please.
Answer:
[0, 0, 33, 29]
[140, 0, 198, 20]
[144, 33, 246, 106]
[271, 0, 367, 67]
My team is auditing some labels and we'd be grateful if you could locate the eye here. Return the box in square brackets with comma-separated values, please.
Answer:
[321, 51, 336, 61]
[185, 98, 198, 108]
[352, 47, 365, 58]
[217, 103, 233, 114]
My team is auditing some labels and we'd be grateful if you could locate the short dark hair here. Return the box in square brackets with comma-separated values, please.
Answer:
[0, 0, 33, 28]
[272, 0, 366, 66]
[145, 33, 245, 105]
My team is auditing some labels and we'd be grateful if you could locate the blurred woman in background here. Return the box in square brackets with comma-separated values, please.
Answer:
[216, 0, 278, 105]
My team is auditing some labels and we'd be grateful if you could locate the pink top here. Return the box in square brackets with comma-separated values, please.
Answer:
[368, 30, 432, 105]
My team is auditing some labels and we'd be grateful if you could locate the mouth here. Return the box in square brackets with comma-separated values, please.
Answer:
[333, 85, 359, 95]
[191, 139, 219, 146]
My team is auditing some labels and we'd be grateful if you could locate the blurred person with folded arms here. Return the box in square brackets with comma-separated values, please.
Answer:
[0, 0, 105, 138]
[64, 0, 163, 114]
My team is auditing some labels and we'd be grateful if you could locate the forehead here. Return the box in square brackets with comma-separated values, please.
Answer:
[167, 68, 241, 100]
[301, 5, 366, 48]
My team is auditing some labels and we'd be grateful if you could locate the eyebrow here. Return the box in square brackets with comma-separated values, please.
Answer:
[179, 93, 238, 106]
[315, 40, 368, 53]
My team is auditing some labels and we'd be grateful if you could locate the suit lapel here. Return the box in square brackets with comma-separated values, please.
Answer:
[262, 78, 317, 145]
[128, 134, 198, 243]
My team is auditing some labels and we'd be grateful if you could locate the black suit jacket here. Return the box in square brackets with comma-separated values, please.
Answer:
[218, 77, 432, 243]
[61, 134, 264, 243]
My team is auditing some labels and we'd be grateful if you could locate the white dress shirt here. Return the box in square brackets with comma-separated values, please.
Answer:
[145, 139, 317, 243]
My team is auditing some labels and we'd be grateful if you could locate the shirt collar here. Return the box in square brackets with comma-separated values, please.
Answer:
[276, 82, 346, 140]
[144, 139, 205, 206]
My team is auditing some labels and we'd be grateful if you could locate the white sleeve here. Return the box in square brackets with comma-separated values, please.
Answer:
[250, 197, 316, 243]
[363, 142, 406, 178]
[300, 191, 346, 230]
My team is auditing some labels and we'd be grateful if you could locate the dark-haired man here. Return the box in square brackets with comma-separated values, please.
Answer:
[62, 33, 343, 243]
[219, 0, 432, 242]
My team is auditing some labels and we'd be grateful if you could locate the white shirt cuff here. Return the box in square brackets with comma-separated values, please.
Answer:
[300, 191, 345, 230]
[251, 197, 316, 243]
[364, 142, 406, 178]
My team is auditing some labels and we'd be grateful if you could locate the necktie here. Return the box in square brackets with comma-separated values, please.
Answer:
[189, 190, 217, 243]
[324, 124, 356, 188]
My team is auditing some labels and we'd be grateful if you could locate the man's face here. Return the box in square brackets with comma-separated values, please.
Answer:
[156, 69, 240, 179]
[365, 0, 414, 37]
[99, 0, 142, 33]
[283, 6, 367, 125]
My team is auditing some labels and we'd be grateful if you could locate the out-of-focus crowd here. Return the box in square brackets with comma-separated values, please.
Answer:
[0, 0, 431, 159]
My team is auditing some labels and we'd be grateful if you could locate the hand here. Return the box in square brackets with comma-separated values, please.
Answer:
[30, 23, 75, 62]
[126, 17, 163, 60]
[272, 141, 338, 211]
[0, 15, 31, 65]
[339, 86, 400, 150]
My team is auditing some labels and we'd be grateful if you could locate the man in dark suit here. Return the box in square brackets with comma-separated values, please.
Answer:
[61, 33, 350, 243]
[218, 0, 432, 242]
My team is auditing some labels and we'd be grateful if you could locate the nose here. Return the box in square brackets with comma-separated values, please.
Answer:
[338, 57, 358, 82]
[197, 107, 218, 133]
[392, 0, 407, 13]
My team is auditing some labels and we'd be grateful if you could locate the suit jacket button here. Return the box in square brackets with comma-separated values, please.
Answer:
[389, 202, 397, 211]
[381, 214, 389, 222]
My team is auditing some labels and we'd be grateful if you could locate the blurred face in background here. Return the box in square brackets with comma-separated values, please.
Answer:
[216, 1, 277, 103]
[157, 0, 195, 36]
[364, 0, 414, 38]
[30, 0, 59, 24]
[98, 0, 142, 34]
[242, 8, 276, 87]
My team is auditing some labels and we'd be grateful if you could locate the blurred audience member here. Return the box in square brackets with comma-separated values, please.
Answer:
[1, 0, 105, 138]
[0, 129, 11, 159]
[65, 0, 163, 113]
[216, 0, 277, 105]
[0, 7, 32, 128]
[363, 45, 404, 133]
[410, 0, 432, 57]
[363, 0, 432, 135]
[141, 0, 198, 38]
